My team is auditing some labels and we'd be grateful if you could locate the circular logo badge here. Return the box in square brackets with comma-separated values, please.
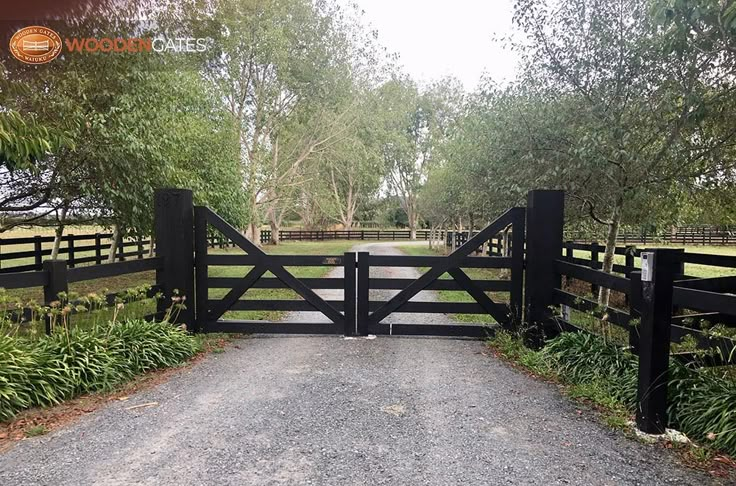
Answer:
[9, 26, 63, 64]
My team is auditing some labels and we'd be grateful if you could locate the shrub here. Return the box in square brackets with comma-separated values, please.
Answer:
[542, 332, 639, 407]
[108, 319, 202, 373]
[0, 320, 200, 421]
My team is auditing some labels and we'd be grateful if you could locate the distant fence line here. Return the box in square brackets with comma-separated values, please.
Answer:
[567, 226, 736, 246]
[210, 229, 448, 247]
[4, 224, 734, 274]
[2, 229, 450, 273]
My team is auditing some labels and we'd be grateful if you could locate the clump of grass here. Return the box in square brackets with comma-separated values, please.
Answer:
[669, 363, 736, 455]
[0, 319, 201, 422]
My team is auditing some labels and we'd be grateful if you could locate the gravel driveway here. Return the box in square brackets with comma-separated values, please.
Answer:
[0, 243, 714, 485]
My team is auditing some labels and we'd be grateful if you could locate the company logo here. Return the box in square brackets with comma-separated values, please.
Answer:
[9, 26, 63, 64]
[8, 25, 209, 64]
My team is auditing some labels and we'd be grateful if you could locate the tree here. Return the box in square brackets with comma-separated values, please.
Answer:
[511, 0, 736, 305]
[181, 0, 375, 244]
[1, 1, 246, 245]
[380, 76, 462, 239]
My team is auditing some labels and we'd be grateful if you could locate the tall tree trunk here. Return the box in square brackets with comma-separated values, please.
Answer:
[107, 224, 121, 263]
[598, 198, 624, 307]
[268, 214, 280, 245]
[50, 205, 69, 259]
[246, 193, 261, 246]
[247, 222, 262, 247]
[148, 235, 155, 257]
[408, 205, 417, 240]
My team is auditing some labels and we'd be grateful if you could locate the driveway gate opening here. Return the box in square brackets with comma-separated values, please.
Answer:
[194, 206, 524, 337]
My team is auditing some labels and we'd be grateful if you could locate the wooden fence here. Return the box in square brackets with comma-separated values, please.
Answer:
[0, 233, 152, 273]
[524, 192, 736, 434]
[0, 257, 164, 332]
[4, 189, 736, 437]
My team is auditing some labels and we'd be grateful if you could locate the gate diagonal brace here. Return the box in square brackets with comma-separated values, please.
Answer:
[207, 265, 267, 323]
[448, 267, 510, 325]
[369, 208, 516, 325]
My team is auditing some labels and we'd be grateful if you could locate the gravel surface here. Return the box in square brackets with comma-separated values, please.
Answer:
[0, 243, 715, 485]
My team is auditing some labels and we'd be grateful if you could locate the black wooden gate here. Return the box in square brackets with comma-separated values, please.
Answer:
[194, 206, 524, 338]
[194, 207, 355, 334]
[356, 208, 525, 337]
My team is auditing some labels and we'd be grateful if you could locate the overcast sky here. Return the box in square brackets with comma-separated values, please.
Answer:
[348, 0, 519, 90]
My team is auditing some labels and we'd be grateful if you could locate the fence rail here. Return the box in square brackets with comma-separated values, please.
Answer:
[563, 241, 736, 282]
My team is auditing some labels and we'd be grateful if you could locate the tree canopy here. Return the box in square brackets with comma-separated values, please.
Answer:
[1, 0, 735, 266]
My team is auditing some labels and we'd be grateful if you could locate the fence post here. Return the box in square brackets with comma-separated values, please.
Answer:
[590, 241, 599, 296]
[636, 249, 679, 434]
[628, 271, 642, 353]
[343, 252, 356, 336]
[34, 236, 43, 270]
[67, 235, 75, 268]
[117, 234, 125, 261]
[43, 260, 68, 335]
[509, 208, 526, 327]
[564, 242, 573, 286]
[624, 247, 635, 278]
[154, 189, 195, 330]
[194, 207, 208, 333]
[523, 190, 565, 346]
[356, 251, 369, 336]
[137, 236, 144, 259]
[94, 233, 102, 265]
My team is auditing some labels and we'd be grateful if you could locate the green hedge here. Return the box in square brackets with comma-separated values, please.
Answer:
[0, 320, 201, 421]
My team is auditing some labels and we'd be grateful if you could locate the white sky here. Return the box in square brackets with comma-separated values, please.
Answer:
[349, 0, 519, 90]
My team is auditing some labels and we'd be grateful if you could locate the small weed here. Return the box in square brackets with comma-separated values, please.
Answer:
[25, 425, 47, 437]
[690, 446, 715, 463]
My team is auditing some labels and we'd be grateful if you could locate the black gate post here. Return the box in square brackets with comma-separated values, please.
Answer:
[154, 189, 195, 330]
[636, 249, 678, 434]
[356, 251, 370, 336]
[509, 207, 526, 328]
[343, 252, 357, 336]
[523, 190, 564, 346]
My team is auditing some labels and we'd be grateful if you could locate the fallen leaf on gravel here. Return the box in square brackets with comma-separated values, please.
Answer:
[381, 404, 406, 417]
[125, 402, 159, 411]
[117, 397, 129, 401]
